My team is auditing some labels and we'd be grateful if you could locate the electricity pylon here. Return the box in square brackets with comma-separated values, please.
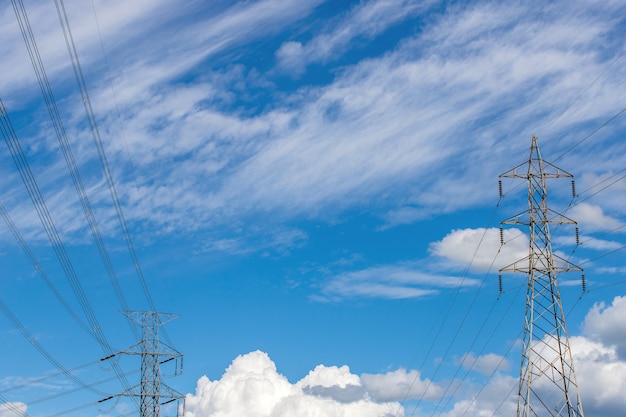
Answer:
[499, 136, 584, 417]
[121, 311, 185, 417]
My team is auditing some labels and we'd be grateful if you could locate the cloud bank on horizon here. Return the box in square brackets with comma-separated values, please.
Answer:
[185, 295, 626, 417]
[180, 297, 626, 417]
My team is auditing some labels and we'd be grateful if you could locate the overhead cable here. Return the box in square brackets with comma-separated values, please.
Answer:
[0, 297, 109, 397]
[0, 200, 92, 338]
[11, 0, 138, 340]
[53, 0, 163, 328]
[0, 98, 135, 404]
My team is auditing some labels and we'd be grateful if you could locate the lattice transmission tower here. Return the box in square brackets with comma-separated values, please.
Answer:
[498, 136, 584, 417]
[121, 311, 185, 417]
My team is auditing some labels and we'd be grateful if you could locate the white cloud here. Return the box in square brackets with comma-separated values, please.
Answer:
[379, 207, 429, 229]
[567, 203, 623, 232]
[198, 227, 307, 256]
[574, 171, 626, 217]
[457, 352, 509, 376]
[595, 266, 626, 274]
[184, 350, 404, 417]
[1, 0, 323, 98]
[276, 0, 431, 74]
[441, 333, 626, 417]
[185, 351, 295, 417]
[555, 234, 623, 251]
[298, 364, 360, 389]
[429, 228, 528, 272]
[571, 336, 626, 417]
[316, 263, 480, 301]
[582, 234, 626, 250]
[361, 368, 443, 402]
[583, 295, 626, 358]
[435, 293, 626, 417]
[3, 0, 626, 242]
[0, 402, 26, 417]
[438, 373, 518, 417]
[181, 294, 626, 417]
[275, 41, 307, 75]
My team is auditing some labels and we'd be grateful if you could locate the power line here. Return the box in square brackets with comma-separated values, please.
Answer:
[541, 49, 626, 136]
[88, 0, 152, 225]
[0, 98, 100, 341]
[461, 328, 522, 417]
[0, 395, 32, 417]
[0, 297, 110, 397]
[0, 200, 93, 338]
[398, 199, 513, 417]
[447, 284, 525, 417]
[431, 278, 524, 416]
[555, 106, 626, 161]
[11, 0, 138, 340]
[0, 357, 117, 395]
[426, 226, 529, 416]
[53, 0, 165, 340]
[26, 369, 140, 406]
[572, 172, 626, 207]
[0, 98, 136, 407]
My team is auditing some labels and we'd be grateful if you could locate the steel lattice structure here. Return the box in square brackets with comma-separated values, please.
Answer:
[499, 136, 584, 417]
[121, 311, 185, 417]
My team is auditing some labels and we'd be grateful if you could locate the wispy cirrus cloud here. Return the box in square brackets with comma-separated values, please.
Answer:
[314, 263, 479, 301]
[276, 0, 433, 75]
[2, 0, 626, 247]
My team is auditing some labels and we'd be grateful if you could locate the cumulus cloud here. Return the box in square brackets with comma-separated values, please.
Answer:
[457, 352, 509, 376]
[361, 368, 443, 402]
[185, 351, 295, 417]
[184, 350, 404, 417]
[437, 295, 626, 417]
[583, 295, 626, 359]
[438, 372, 518, 417]
[429, 228, 528, 272]
[183, 295, 626, 417]
[567, 203, 623, 232]
[441, 333, 626, 417]
[570, 336, 626, 416]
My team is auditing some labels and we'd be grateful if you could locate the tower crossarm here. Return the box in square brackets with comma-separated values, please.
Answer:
[499, 254, 582, 275]
[500, 209, 578, 227]
[500, 160, 574, 180]
[122, 341, 183, 358]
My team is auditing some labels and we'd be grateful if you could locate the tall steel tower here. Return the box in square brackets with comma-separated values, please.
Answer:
[499, 136, 584, 417]
[121, 311, 185, 417]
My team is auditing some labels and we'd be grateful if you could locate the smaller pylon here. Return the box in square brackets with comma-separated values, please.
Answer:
[121, 311, 185, 417]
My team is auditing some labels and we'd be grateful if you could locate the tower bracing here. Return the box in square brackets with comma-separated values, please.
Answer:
[499, 136, 584, 417]
[121, 311, 185, 417]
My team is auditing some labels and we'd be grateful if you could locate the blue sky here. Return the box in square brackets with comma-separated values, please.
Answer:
[1, 0, 626, 416]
